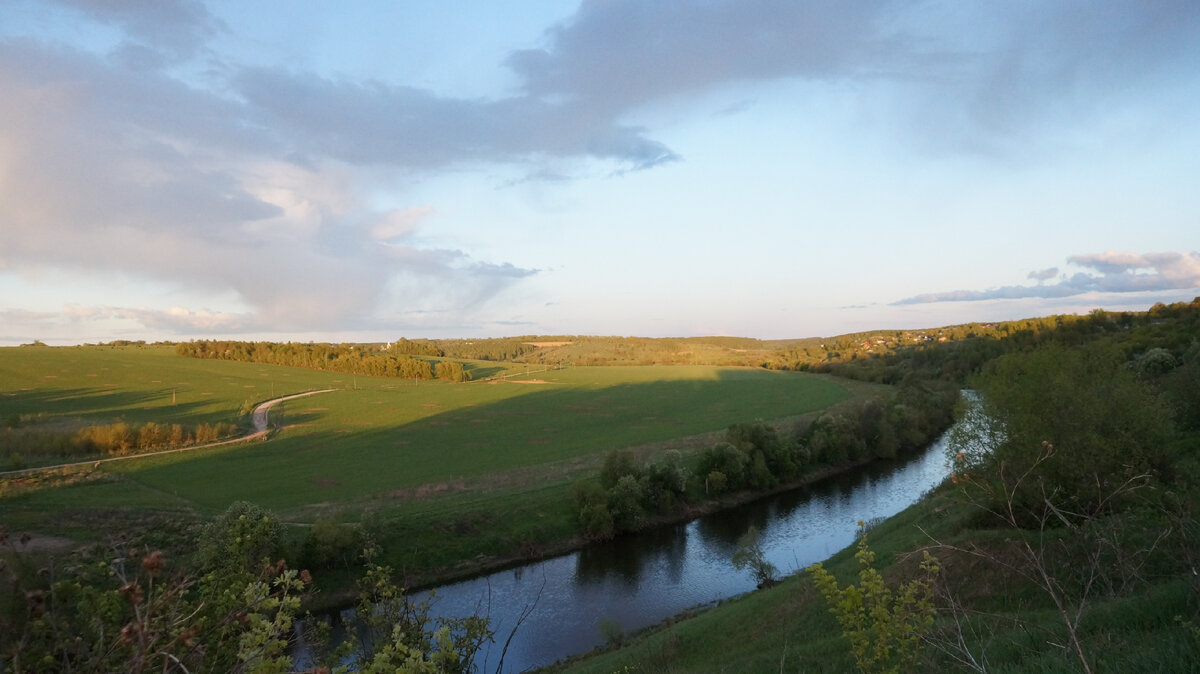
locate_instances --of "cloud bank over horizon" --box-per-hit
[894,252,1200,306]
[1,1,1198,342]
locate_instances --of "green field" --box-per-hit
[1,345,858,583]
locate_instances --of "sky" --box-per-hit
[1,0,1198,345]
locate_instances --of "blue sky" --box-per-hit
[1,1,1198,345]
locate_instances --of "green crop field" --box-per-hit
[3,347,850,513]
[1,345,860,584]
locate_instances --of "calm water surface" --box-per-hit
[302,431,951,672]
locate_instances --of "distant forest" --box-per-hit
[172,299,1200,389]
[173,340,471,381]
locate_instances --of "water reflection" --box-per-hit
[575,522,689,588]
[299,430,951,672]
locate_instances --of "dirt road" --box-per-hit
[0,389,337,478]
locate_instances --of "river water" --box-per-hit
[302,431,951,672]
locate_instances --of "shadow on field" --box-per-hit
[0,386,231,427]
[462,364,508,380]
[81,371,850,513]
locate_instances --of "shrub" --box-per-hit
[731,526,777,588]
[608,475,645,531]
[600,449,640,489]
[807,524,939,674]
[303,518,362,570]
[698,442,748,490]
[705,470,728,495]
[198,501,282,576]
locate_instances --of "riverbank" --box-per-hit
[298,420,955,672]
[302,445,922,613]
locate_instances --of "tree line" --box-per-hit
[571,380,958,541]
[2,419,240,471]
[174,341,472,382]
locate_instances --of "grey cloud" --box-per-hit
[894,252,1200,305]
[233,67,676,171]
[1027,267,1059,282]
[508,1,1200,153]
[508,0,900,109]
[49,0,223,61]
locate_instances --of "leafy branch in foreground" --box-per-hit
[807,522,939,674]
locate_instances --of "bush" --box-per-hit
[698,442,748,490]
[953,343,1173,519]
[579,501,615,541]
[303,518,362,570]
[731,526,777,588]
[198,501,282,576]
[808,413,864,465]
[600,449,640,489]
[807,524,939,674]
[608,475,645,531]
[643,450,689,510]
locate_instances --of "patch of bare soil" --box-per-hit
[508,379,549,384]
[388,480,467,502]
[312,477,341,488]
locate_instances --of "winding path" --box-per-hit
[0,389,337,478]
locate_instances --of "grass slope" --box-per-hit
[545,485,1200,673]
[2,346,862,586]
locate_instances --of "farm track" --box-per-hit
[0,389,338,478]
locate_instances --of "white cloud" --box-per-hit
[369,207,435,242]
[894,251,1200,305]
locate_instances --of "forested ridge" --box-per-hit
[174,299,1198,385]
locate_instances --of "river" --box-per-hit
[299,429,951,672]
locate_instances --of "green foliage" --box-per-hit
[1163,342,1200,430]
[807,524,939,674]
[952,342,1173,519]
[434,360,471,382]
[704,470,727,495]
[808,412,865,465]
[1,532,495,674]
[572,479,615,540]
[237,569,307,673]
[641,450,689,511]
[697,442,748,490]
[198,501,282,576]
[337,548,493,674]
[0,419,238,470]
[731,526,778,588]
[0,533,313,673]
[599,449,640,489]
[608,475,646,532]
[176,340,456,381]
[302,518,363,570]
[1133,347,1178,377]
[577,501,615,541]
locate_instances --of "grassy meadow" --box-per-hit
[1,344,858,584]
